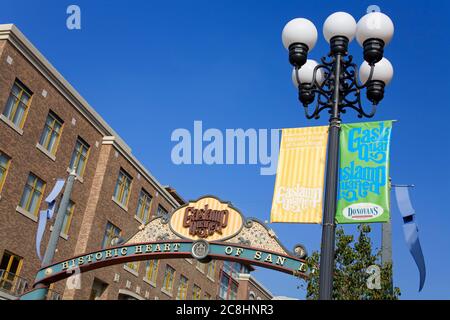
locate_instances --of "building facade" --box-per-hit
[0,24,272,300]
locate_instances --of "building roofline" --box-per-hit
[238,273,273,299]
[0,23,179,208]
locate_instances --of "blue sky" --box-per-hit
[2,0,449,299]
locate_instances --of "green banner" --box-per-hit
[336,121,393,224]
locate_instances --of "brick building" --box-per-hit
[0,24,272,300]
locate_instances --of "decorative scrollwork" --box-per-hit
[244,219,254,229]
[238,237,251,246]
[296,52,378,120]
[156,233,170,241]
[160,213,170,225]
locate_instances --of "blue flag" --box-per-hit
[36,179,65,261]
[395,186,426,292]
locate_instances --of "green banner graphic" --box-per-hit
[336,121,393,224]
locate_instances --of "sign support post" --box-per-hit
[20,170,77,300]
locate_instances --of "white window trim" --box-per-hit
[161,287,173,298]
[66,167,84,183]
[143,277,156,288]
[118,289,145,300]
[49,225,69,240]
[36,143,56,161]
[196,264,206,274]
[134,214,146,225]
[112,196,128,212]
[16,205,38,222]
[123,264,139,277]
[0,114,24,135]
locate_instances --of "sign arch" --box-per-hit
[32,196,309,288]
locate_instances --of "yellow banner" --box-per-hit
[270,126,328,224]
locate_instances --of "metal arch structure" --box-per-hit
[21,196,308,300]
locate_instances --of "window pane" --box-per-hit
[11,84,20,96]
[69,139,89,177]
[9,257,20,274]
[20,92,30,104]
[76,157,85,176]
[102,222,121,248]
[19,186,32,209]
[122,186,129,205]
[114,170,132,206]
[2,95,17,118]
[0,153,10,190]
[12,103,25,127]
[61,202,74,235]
[47,132,58,152]
[163,265,175,291]
[39,126,51,146]
[0,252,12,270]
[2,82,32,128]
[28,191,41,214]
[176,275,188,300]
[0,251,22,275]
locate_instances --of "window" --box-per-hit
[222,261,246,279]
[207,260,216,279]
[89,278,108,300]
[113,169,132,207]
[0,251,24,294]
[176,275,188,300]
[145,260,159,284]
[19,173,45,216]
[136,189,152,223]
[219,264,239,300]
[102,222,121,248]
[61,201,75,236]
[125,261,140,274]
[156,205,168,217]
[204,293,211,300]
[0,251,23,276]
[162,265,175,293]
[2,80,32,129]
[219,273,230,300]
[69,138,90,177]
[229,281,238,300]
[0,151,11,193]
[192,285,202,300]
[38,111,63,155]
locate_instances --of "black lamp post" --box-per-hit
[281,10,394,300]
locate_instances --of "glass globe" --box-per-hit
[356,12,394,46]
[359,57,394,85]
[292,60,324,86]
[323,12,357,43]
[282,18,318,50]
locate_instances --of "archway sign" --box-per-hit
[26,196,308,298]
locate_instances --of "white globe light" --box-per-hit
[292,60,324,86]
[323,12,357,43]
[359,57,394,85]
[356,12,394,46]
[282,18,318,50]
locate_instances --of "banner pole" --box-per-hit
[20,170,77,300]
[381,178,393,294]
[318,52,342,300]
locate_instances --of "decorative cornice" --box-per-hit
[237,273,273,299]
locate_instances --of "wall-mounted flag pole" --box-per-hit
[393,184,426,292]
[20,170,77,300]
[36,179,66,261]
